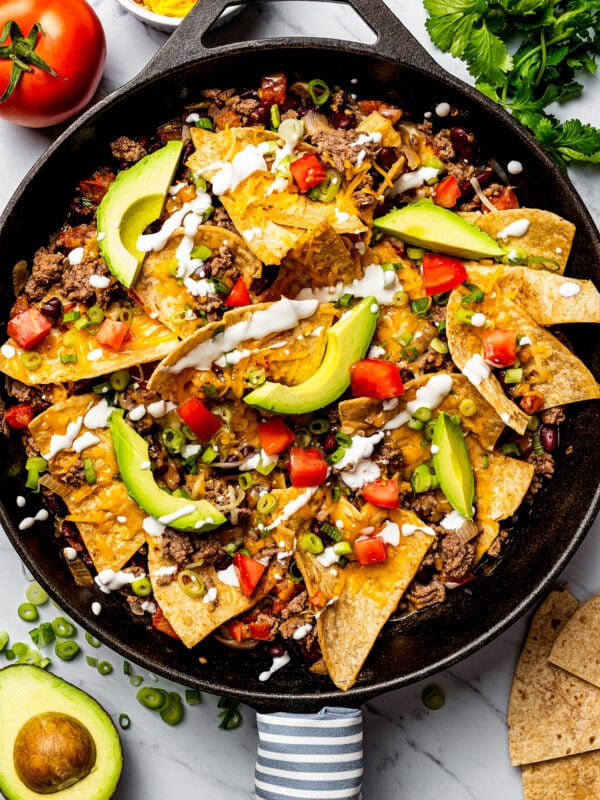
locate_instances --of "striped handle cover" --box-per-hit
[255,707,363,799]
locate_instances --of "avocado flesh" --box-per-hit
[0,664,122,800]
[97,140,183,289]
[431,412,475,519]
[110,413,226,532]
[244,296,379,414]
[373,201,505,260]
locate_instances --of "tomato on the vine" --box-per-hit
[0,0,106,127]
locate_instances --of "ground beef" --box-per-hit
[210,206,236,233]
[525,452,555,499]
[227,95,260,119]
[446,161,477,184]
[419,349,453,374]
[61,257,118,307]
[161,531,195,568]
[193,535,226,563]
[24,248,66,301]
[54,223,95,251]
[439,533,475,580]
[253,611,280,638]
[5,378,40,404]
[63,461,86,488]
[281,109,299,121]
[279,617,306,640]
[157,119,184,143]
[205,247,237,281]
[111,135,147,164]
[377,442,404,472]
[540,406,566,426]
[407,579,446,610]
[432,129,455,160]
[204,478,229,506]
[308,129,377,173]
[487,528,508,559]
[281,590,309,620]
[148,439,169,475]
[407,491,450,523]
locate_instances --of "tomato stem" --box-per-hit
[0,20,61,104]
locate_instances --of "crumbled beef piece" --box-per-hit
[5,378,40,404]
[525,452,555,500]
[63,461,86,488]
[540,406,566,426]
[432,129,455,160]
[78,168,115,204]
[280,108,299,121]
[202,87,235,103]
[155,573,174,587]
[227,95,260,119]
[206,246,236,280]
[110,135,147,164]
[308,129,377,172]
[407,579,446,609]
[408,491,449,523]
[24,247,66,301]
[157,119,184,143]
[281,590,308,620]
[211,206,236,233]
[61,257,117,307]
[118,386,156,412]
[204,478,229,506]
[148,439,169,475]
[419,349,451,373]
[377,442,404,472]
[439,532,475,580]
[487,528,508,559]
[257,543,279,561]
[417,120,433,135]
[446,161,477,184]
[24,433,40,458]
[54,223,95,251]
[193,535,226,564]
[353,190,378,209]
[253,611,280,638]
[279,617,306,640]
[161,531,194,567]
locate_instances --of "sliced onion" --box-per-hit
[278,118,304,143]
[39,473,71,500]
[470,176,498,214]
[302,110,331,135]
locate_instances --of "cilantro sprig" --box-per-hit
[424,0,600,169]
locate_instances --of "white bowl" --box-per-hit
[115,0,241,33]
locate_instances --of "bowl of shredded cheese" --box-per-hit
[115,0,241,32]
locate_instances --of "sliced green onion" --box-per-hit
[398,331,413,346]
[531,431,545,456]
[501,443,522,457]
[0,630,9,651]
[63,310,80,323]
[329,447,347,465]
[119,308,133,323]
[86,656,98,667]
[201,446,218,464]
[93,381,112,395]
[160,692,184,726]
[131,577,152,597]
[333,540,352,556]
[309,418,330,435]
[119,713,131,730]
[110,369,130,391]
[392,290,408,307]
[25,582,48,605]
[195,117,213,130]
[4,649,15,661]
[270,103,281,129]
[411,464,433,494]
[219,709,243,730]
[161,426,185,454]
[201,382,219,400]
[504,368,524,384]
[331,486,341,502]
[307,78,330,106]
[257,493,278,515]
[191,244,212,261]
[130,674,143,687]
[26,457,47,473]
[459,399,477,417]
[55,640,79,661]
[185,689,202,705]
[430,337,448,354]
[406,246,424,260]
[256,458,277,476]
[29,622,54,647]
[433,291,451,306]
[137,686,168,710]
[88,305,105,324]
[182,424,198,441]
[527,414,540,432]
[413,407,432,423]
[238,473,254,490]
[461,284,485,306]
[85,632,101,648]
[73,316,90,331]
[248,368,266,386]
[410,297,431,317]
[422,684,445,710]
[301,533,324,555]
[278,117,304,142]
[320,522,339,540]
[309,168,342,203]
[401,345,419,362]
[334,432,352,448]
[51,616,76,638]
[407,417,425,431]
[177,569,205,598]
[87,324,100,336]
[83,458,97,486]
[337,292,354,308]
[18,603,38,622]
[20,351,42,370]
[455,308,475,325]
[424,156,445,171]
[425,420,436,440]
[295,427,312,448]
[60,352,78,364]
[97,660,113,675]
[12,642,29,657]
[288,558,304,582]
[25,468,39,491]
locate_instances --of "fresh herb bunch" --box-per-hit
[423,0,600,169]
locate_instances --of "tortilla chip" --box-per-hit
[148,300,335,403]
[187,126,279,178]
[296,500,433,691]
[28,395,145,571]
[508,586,600,765]
[522,751,600,800]
[357,111,402,149]
[548,593,600,688]
[0,306,178,386]
[135,225,261,338]
[471,208,575,274]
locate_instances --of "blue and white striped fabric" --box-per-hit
[255,707,363,799]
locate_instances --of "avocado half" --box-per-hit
[110,413,226,532]
[244,295,379,414]
[0,665,122,800]
[373,200,505,260]
[97,140,183,288]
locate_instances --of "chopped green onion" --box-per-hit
[177,569,205,598]
[25,582,48,605]
[161,426,185,454]
[407,417,425,431]
[29,622,54,647]
[93,381,112,395]
[287,558,304,582]
[20,351,42,370]
[401,345,419,362]
[12,642,29,657]
[432,291,450,306]
[248,368,266,386]
[73,316,90,330]
[256,458,277,476]
[307,78,330,106]
[191,244,212,261]
[4,648,15,660]
[25,468,39,491]
[329,447,347,464]
[398,331,413,346]
[26,457,47,474]
[461,284,485,306]
[501,443,522,457]
[55,640,79,661]
[527,414,540,432]
[335,432,352,448]
[60,352,78,364]
[119,308,133,323]
[309,418,330,435]
[119,714,131,730]
[504,368,524,385]
[270,103,281,129]
[51,616,76,638]
[63,310,80,323]
[309,168,342,203]
[131,577,152,597]
[87,324,100,336]
[392,290,408,307]
[130,674,143,687]
[85,632,101,648]
[333,540,352,556]
[160,692,184,726]
[192,174,207,191]
[411,464,433,493]
[195,117,213,130]
[459,399,477,418]
[109,369,130,391]
[413,407,432,423]
[181,424,198,441]
[430,337,448,354]
[424,156,445,171]
[0,631,9,651]
[410,297,431,317]
[201,445,218,464]
[201,382,219,400]
[83,458,97,486]
[18,603,38,622]
[331,486,341,502]
[320,522,339,539]
[406,246,424,260]
[531,431,545,456]
[137,686,168,710]
[185,689,202,705]
[88,305,105,324]
[337,292,354,308]
[97,660,113,675]
[257,493,278,515]
[219,709,243,730]
[425,420,436,440]
[86,655,98,667]
[295,427,311,448]
[455,308,475,325]
[301,533,324,555]
[422,684,445,710]
[238,473,254,490]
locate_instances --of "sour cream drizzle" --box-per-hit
[462,354,491,386]
[266,487,318,530]
[383,374,453,430]
[295,263,402,306]
[259,652,291,682]
[18,509,49,530]
[496,219,530,239]
[43,415,85,460]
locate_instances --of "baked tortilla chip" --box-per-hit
[470,208,575,274]
[508,586,600,765]
[0,304,178,386]
[296,501,433,691]
[148,299,336,403]
[548,592,600,688]
[522,751,600,800]
[135,225,261,338]
[28,395,145,571]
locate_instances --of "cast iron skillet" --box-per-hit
[1,0,599,713]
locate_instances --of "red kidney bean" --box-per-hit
[376,147,398,170]
[268,643,286,658]
[330,111,355,129]
[540,425,558,453]
[324,433,337,452]
[247,104,269,126]
[40,297,62,322]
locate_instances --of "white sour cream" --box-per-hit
[384,374,453,430]
[435,102,451,117]
[379,521,401,547]
[203,587,218,604]
[18,509,49,530]
[72,432,101,453]
[462,354,491,386]
[211,144,268,196]
[336,432,385,471]
[128,405,146,422]
[402,523,435,537]
[496,219,530,239]
[84,399,114,429]
[292,623,313,641]
[392,166,439,195]
[216,563,240,588]
[316,546,341,568]
[1,344,15,358]
[340,459,381,490]
[142,517,166,537]
[440,509,467,530]
[558,281,581,298]
[296,263,401,306]
[89,274,111,289]
[68,247,84,265]
[259,652,291,682]
[95,569,135,594]
[43,415,85,460]
[158,504,196,525]
[507,160,523,175]
[266,487,318,530]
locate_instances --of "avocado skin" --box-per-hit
[373,201,505,260]
[432,412,475,519]
[244,295,379,414]
[110,413,226,532]
[97,141,183,289]
[0,664,122,800]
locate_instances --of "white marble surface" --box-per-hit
[1,1,600,798]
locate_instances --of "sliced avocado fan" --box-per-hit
[431,412,475,519]
[244,295,379,414]
[110,413,226,533]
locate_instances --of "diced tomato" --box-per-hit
[354,535,388,566]
[7,307,51,350]
[248,620,275,640]
[78,168,114,203]
[432,175,461,208]
[224,277,251,308]
[215,109,242,130]
[482,329,517,368]
[4,403,34,429]
[259,419,295,455]
[362,478,400,509]
[152,607,180,639]
[227,620,249,643]
[234,552,266,597]
[349,359,405,399]
[422,253,468,296]
[96,319,130,351]
[290,153,328,192]
[309,590,327,608]
[489,186,519,210]
[176,397,222,440]
[519,391,544,414]
[288,447,328,488]
[259,74,287,105]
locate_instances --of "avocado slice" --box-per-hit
[431,412,475,520]
[0,664,122,800]
[373,200,505,260]
[110,413,226,532]
[97,140,183,288]
[244,296,379,414]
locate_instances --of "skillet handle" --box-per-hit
[141,0,440,79]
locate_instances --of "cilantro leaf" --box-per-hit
[464,24,513,84]
[531,117,600,169]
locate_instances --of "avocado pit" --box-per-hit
[14,711,96,794]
